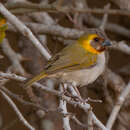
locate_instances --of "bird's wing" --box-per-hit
[44,43,97,74]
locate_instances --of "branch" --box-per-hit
[6,19,130,55]
[106,81,130,130]
[68,86,107,130]
[88,108,93,130]
[25,22,84,39]
[1,38,26,75]
[111,41,130,55]
[99,4,110,30]
[0,71,108,130]
[5,2,130,39]
[84,14,130,38]
[111,0,130,10]
[5,2,130,38]
[0,86,50,113]
[0,89,35,130]
[7,21,130,56]
[70,115,88,128]
[5,1,130,16]
[1,85,88,128]
[59,84,71,130]
[0,3,51,60]
[106,68,125,93]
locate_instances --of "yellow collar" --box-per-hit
[82,40,100,54]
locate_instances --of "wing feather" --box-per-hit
[44,43,97,74]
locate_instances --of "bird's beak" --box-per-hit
[102,40,112,47]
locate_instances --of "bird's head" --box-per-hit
[78,33,112,54]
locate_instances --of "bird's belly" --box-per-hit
[59,66,104,86]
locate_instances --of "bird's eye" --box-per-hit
[94,37,99,42]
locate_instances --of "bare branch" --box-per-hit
[100,4,110,30]
[7,22,130,54]
[70,115,88,128]
[0,86,89,128]
[1,38,26,75]
[68,86,107,130]
[84,15,130,38]
[5,2,130,38]
[59,84,71,130]
[106,68,125,93]
[5,1,130,16]
[111,0,130,10]
[0,71,108,130]
[0,3,51,60]
[88,108,93,130]
[111,41,130,55]
[0,89,35,130]
[25,22,84,39]
[0,86,49,112]
[106,81,130,130]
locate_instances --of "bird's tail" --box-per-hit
[25,71,48,87]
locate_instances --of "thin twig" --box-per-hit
[70,115,88,128]
[0,3,51,60]
[106,81,130,130]
[0,89,35,130]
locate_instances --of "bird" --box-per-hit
[25,32,111,88]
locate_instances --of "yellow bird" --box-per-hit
[25,32,111,87]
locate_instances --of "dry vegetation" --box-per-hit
[0,0,130,130]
